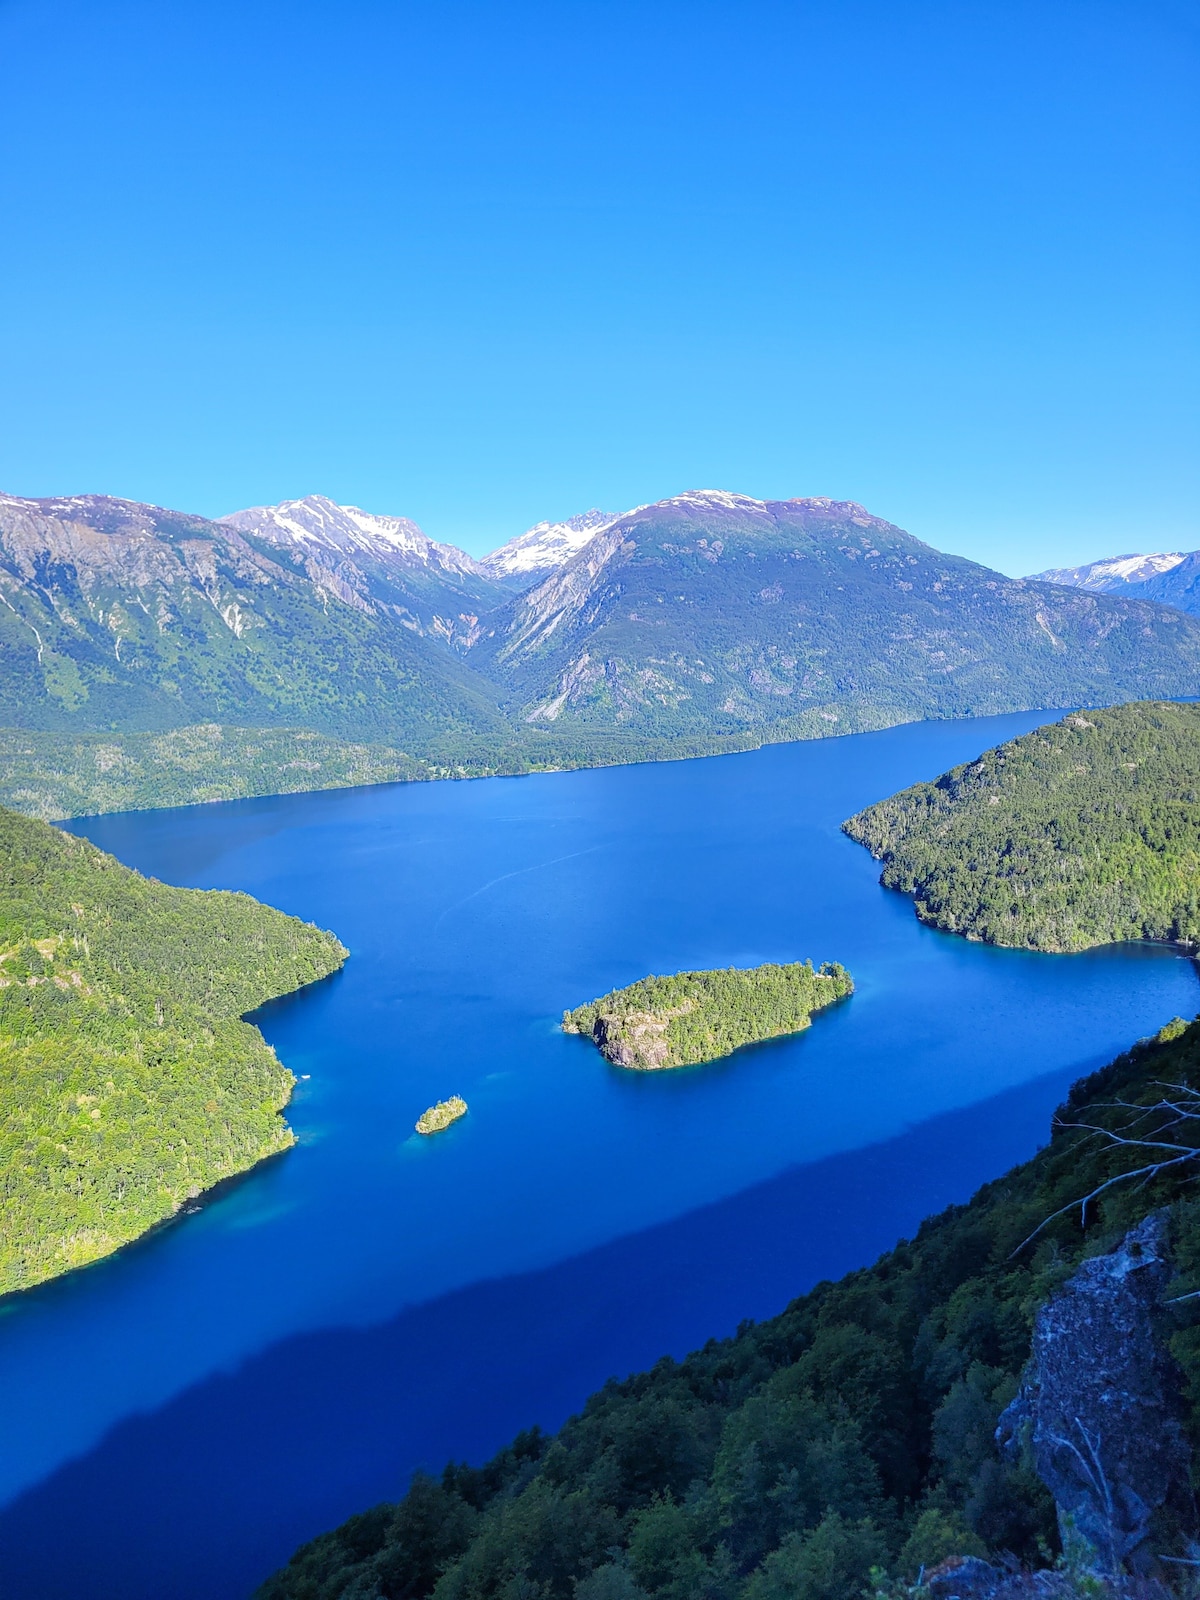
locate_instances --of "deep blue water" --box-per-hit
[0,710,1197,1600]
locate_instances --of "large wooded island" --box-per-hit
[563,959,853,1070]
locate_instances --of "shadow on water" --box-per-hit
[0,1064,1079,1600]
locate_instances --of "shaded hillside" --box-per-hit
[258,1016,1200,1599]
[0,805,345,1293]
[0,493,511,748]
[1123,552,1200,618]
[469,493,1200,737]
[844,701,1200,952]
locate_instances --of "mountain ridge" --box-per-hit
[3,485,1200,816]
[478,508,623,587]
[469,491,1200,736]
[1032,551,1187,592]
[0,490,512,745]
[1032,547,1200,618]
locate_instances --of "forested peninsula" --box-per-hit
[563,961,852,1071]
[259,1015,1200,1599]
[843,701,1200,952]
[0,805,346,1294]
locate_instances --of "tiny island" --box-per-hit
[415,1096,468,1135]
[563,960,853,1071]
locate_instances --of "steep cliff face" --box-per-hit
[997,1214,1196,1576]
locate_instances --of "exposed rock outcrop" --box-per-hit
[996,1214,1196,1575]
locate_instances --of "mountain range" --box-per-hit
[1033,548,1200,616]
[3,486,1200,815]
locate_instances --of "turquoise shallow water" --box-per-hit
[1,710,1197,1598]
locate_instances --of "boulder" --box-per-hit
[996,1214,1195,1573]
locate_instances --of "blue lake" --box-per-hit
[1,710,1197,1599]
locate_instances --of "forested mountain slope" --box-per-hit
[0,492,511,748]
[0,725,445,823]
[469,493,1200,739]
[259,1017,1200,1599]
[0,804,345,1293]
[844,701,1200,952]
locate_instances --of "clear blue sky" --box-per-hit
[0,0,1195,570]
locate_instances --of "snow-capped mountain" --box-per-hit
[220,494,509,642]
[1033,552,1187,592]
[479,509,624,587]
[220,494,485,579]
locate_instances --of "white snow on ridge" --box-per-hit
[220,495,487,576]
[1034,551,1188,590]
[664,489,766,512]
[480,509,625,579]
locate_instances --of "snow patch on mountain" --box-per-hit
[661,490,767,512]
[480,510,624,582]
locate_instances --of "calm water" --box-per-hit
[1,711,1197,1599]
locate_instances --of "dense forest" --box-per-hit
[0,805,346,1293]
[258,1013,1200,1599]
[562,962,853,1070]
[843,701,1200,952]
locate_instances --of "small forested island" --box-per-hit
[844,700,1200,952]
[0,804,346,1295]
[563,960,853,1070]
[415,1096,468,1135]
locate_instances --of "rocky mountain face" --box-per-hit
[1034,552,1187,593]
[468,491,1200,737]
[0,492,511,747]
[478,508,623,588]
[997,1213,1195,1577]
[220,494,509,643]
